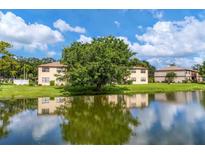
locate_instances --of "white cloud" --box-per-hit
[134,17,205,57]
[53,19,86,33]
[150,10,164,20]
[137,25,143,29]
[120,16,205,68]
[8,110,62,141]
[47,51,56,57]
[0,11,64,51]
[129,91,205,144]
[114,21,120,28]
[77,35,92,44]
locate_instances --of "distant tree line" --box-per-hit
[0,41,56,84]
[1,36,156,89]
[193,62,205,80]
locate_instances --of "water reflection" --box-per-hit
[38,97,68,115]
[129,91,205,144]
[155,91,203,104]
[37,94,149,115]
[56,96,139,144]
[1,91,205,144]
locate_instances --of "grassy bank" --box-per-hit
[66,83,205,95]
[1,83,205,99]
[0,85,64,99]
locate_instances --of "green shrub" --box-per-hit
[50,80,55,86]
[125,80,133,85]
[29,80,35,86]
[148,77,155,83]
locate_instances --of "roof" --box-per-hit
[133,66,148,69]
[130,66,148,70]
[38,62,66,67]
[156,66,191,72]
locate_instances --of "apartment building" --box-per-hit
[38,62,66,86]
[128,66,148,84]
[38,63,148,86]
[154,66,203,83]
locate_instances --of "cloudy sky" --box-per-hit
[1,9,205,68]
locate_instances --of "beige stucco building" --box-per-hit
[107,94,149,108]
[128,67,148,84]
[38,62,149,86]
[38,62,66,86]
[154,66,203,83]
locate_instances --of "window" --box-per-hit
[130,70,136,73]
[141,69,146,73]
[41,109,50,114]
[131,77,136,81]
[141,77,146,82]
[57,68,65,73]
[42,67,49,72]
[41,97,49,103]
[42,77,50,83]
[56,97,65,103]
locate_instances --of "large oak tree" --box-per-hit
[62,36,136,90]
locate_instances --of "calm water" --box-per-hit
[1,91,205,145]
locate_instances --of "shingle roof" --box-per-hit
[38,62,66,67]
[132,66,148,69]
[156,66,195,72]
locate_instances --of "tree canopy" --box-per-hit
[166,72,177,83]
[193,62,205,80]
[0,41,56,83]
[56,96,138,144]
[62,36,137,90]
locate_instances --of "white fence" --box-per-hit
[13,79,29,85]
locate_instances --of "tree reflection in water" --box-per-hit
[0,99,37,139]
[56,96,139,144]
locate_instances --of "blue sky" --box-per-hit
[0,9,205,68]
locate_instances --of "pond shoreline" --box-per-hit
[1,83,205,99]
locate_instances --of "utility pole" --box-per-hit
[24,64,25,80]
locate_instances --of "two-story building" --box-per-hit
[38,62,148,86]
[154,65,203,83]
[38,62,66,86]
[128,66,148,84]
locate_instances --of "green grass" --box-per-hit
[117,83,205,94]
[0,85,64,99]
[1,83,205,99]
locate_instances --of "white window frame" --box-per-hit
[42,67,50,72]
[42,77,50,83]
[141,77,146,82]
[141,69,146,73]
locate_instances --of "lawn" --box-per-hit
[1,83,205,99]
[0,85,64,99]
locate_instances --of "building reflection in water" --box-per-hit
[107,94,149,108]
[154,91,203,104]
[38,97,71,115]
[37,94,149,115]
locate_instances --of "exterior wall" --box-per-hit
[196,72,203,82]
[37,97,72,115]
[154,70,201,83]
[107,94,149,108]
[124,94,148,108]
[128,68,148,84]
[155,91,201,104]
[38,67,66,86]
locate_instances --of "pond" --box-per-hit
[1,91,205,145]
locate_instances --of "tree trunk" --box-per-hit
[96,83,102,91]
